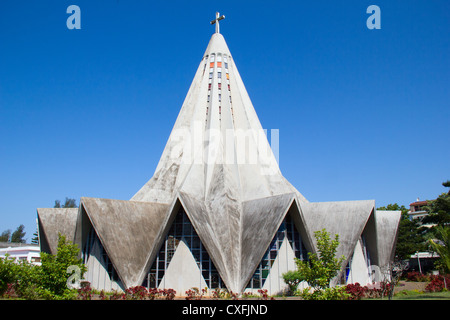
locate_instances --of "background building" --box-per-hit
[0,242,41,265]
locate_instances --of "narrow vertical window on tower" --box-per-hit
[223,55,228,69]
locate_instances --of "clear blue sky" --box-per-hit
[0,1,449,242]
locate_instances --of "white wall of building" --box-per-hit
[0,245,41,265]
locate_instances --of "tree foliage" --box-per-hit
[0,234,86,299]
[428,226,450,274]
[283,229,347,299]
[0,225,27,243]
[296,229,345,290]
[0,230,11,242]
[54,197,77,208]
[38,234,86,297]
[378,204,427,260]
[423,183,450,227]
[11,224,26,243]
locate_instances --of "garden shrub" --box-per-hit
[344,282,392,300]
[345,283,367,300]
[298,286,349,300]
[0,234,85,300]
[282,229,346,300]
[404,271,430,282]
[185,287,207,300]
[425,274,450,292]
[38,234,86,298]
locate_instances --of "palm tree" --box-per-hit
[429,226,450,273]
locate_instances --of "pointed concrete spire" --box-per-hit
[132,29,307,205]
[130,28,309,292]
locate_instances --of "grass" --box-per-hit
[391,290,450,300]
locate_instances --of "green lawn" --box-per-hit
[390,290,450,300]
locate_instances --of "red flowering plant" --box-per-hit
[185,287,207,300]
[77,283,93,300]
[257,289,274,300]
[425,275,450,292]
[3,283,18,299]
[109,289,125,300]
[345,281,392,300]
[147,288,160,300]
[345,283,367,300]
[404,271,430,282]
[160,288,176,300]
[124,286,149,300]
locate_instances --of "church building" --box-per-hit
[37,13,401,295]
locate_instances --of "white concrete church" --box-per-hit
[37,13,401,296]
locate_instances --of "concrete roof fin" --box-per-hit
[79,197,169,288]
[299,200,376,263]
[37,208,78,255]
[374,210,401,268]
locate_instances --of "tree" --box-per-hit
[378,203,426,260]
[0,233,87,299]
[0,229,11,242]
[283,229,347,300]
[282,270,303,295]
[377,203,408,213]
[31,229,39,245]
[38,233,86,298]
[11,224,26,243]
[423,186,450,227]
[378,260,409,300]
[442,180,450,193]
[396,212,427,260]
[54,197,77,208]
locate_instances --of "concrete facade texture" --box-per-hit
[37,27,401,295]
